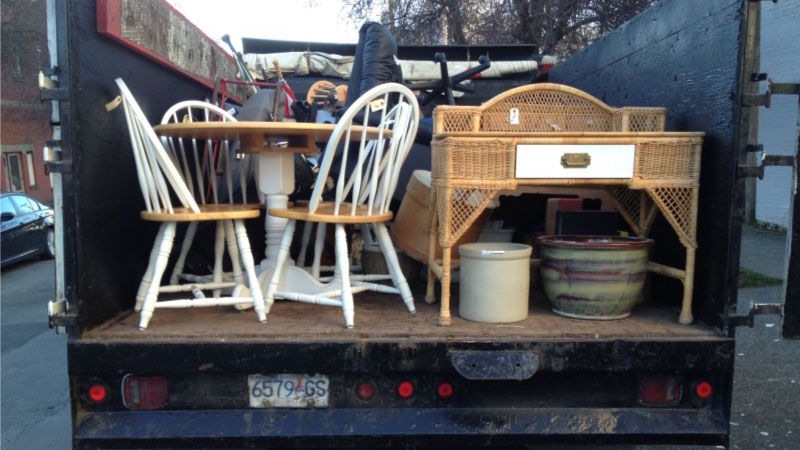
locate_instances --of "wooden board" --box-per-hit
[83,289,720,344]
[97,0,247,102]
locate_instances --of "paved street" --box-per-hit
[0,226,797,449]
[1,258,69,449]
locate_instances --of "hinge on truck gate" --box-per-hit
[38,69,67,101]
[730,303,783,328]
[48,299,76,333]
[738,138,796,180]
[742,80,800,107]
[43,140,71,174]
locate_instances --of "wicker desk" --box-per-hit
[425,131,704,326]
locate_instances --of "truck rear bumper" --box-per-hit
[74,406,728,448]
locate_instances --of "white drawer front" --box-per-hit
[515,144,635,179]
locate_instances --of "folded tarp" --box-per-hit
[243,51,539,81]
[243,51,354,79]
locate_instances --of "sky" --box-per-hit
[166,0,367,52]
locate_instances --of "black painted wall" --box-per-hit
[548,0,748,328]
[61,0,218,332]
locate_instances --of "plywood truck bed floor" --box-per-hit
[83,289,721,343]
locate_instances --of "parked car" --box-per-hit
[1,193,55,266]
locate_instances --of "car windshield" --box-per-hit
[10,195,39,214]
[1,197,16,217]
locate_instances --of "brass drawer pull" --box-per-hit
[561,152,591,168]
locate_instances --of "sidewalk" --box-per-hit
[739,224,788,280]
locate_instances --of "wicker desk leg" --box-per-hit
[439,246,452,326]
[425,191,439,305]
[641,186,698,325]
[679,246,696,325]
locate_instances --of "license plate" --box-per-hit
[248,374,329,408]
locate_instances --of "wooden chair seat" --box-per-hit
[141,204,262,222]
[268,202,393,224]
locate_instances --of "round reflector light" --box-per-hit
[356,382,375,400]
[397,381,414,398]
[695,381,713,399]
[436,382,454,399]
[88,384,108,403]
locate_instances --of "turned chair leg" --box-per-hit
[169,222,198,285]
[374,223,415,313]
[311,222,327,279]
[335,224,355,328]
[298,220,313,267]
[211,221,225,297]
[233,219,267,322]
[265,219,297,312]
[223,219,244,285]
[139,222,177,330]
[136,223,169,312]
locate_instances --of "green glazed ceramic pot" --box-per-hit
[537,235,653,320]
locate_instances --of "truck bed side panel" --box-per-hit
[548,0,746,329]
[61,0,227,332]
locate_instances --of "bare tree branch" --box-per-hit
[341,0,657,58]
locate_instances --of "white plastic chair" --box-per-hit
[159,100,257,294]
[263,82,420,328]
[112,79,266,330]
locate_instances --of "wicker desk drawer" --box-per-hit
[515,144,635,179]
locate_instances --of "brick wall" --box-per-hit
[0,0,54,205]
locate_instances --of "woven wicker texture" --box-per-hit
[434,83,666,134]
[608,187,650,235]
[426,82,703,327]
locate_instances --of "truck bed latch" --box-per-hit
[729,303,783,328]
[449,350,539,380]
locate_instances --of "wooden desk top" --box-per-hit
[432,131,705,139]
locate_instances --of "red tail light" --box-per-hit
[356,381,375,400]
[436,381,454,400]
[694,380,714,400]
[638,374,682,407]
[396,381,414,399]
[87,383,108,403]
[122,375,169,410]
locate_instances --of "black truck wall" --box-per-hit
[549,0,750,329]
[59,0,227,332]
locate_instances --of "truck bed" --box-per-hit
[83,289,720,343]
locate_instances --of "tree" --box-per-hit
[342,0,658,59]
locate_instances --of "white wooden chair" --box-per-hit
[159,100,256,295]
[263,83,420,328]
[112,79,266,330]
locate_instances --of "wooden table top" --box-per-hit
[154,121,389,153]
